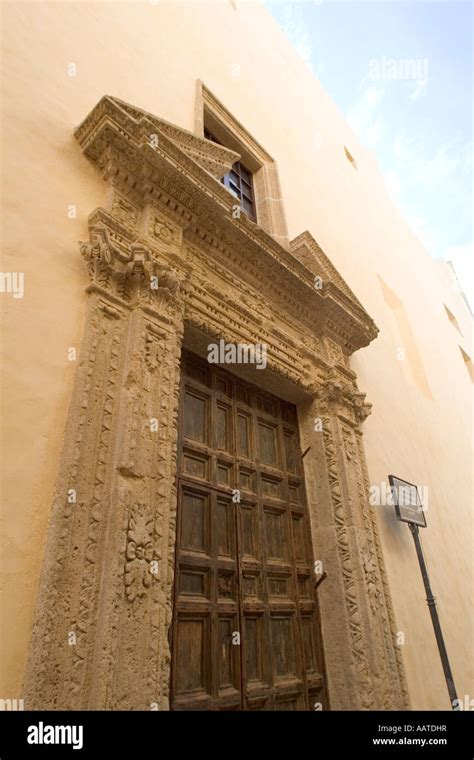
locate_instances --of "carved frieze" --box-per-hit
[326,337,344,365]
[111,193,140,227]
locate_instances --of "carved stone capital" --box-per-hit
[315,369,372,425]
[352,391,372,424]
[80,223,185,317]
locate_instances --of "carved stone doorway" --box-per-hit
[22,96,410,712]
[170,351,327,710]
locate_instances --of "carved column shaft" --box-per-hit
[23,222,185,710]
[299,372,410,710]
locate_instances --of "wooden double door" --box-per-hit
[170,351,327,710]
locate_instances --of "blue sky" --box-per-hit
[265,0,473,309]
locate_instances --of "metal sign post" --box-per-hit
[388,475,458,709]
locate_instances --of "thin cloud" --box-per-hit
[409,78,428,102]
[278,4,315,72]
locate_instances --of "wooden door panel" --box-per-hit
[180,489,210,555]
[181,448,210,481]
[183,388,210,444]
[236,411,253,459]
[171,351,327,710]
[257,419,280,467]
[173,612,212,710]
[240,501,261,561]
[216,499,236,558]
[270,615,298,678]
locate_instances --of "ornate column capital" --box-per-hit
[315,368,372,426]
[80,223,186,317]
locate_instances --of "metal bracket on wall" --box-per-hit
[314,571,328,590]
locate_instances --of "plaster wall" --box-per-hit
[1,0,472,709]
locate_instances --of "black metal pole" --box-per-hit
[408,523,458,708]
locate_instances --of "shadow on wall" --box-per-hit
[378,275,433,401]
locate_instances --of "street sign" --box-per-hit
[388,474,427,527]
[389,473,457,708]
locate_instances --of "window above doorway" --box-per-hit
[196,81,289,248]
[204,127,256,221]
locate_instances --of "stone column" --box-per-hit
[299,369,410,710]
[23,221,185,710]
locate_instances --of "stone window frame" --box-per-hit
[203,126,257,221]
[195,80,289,249]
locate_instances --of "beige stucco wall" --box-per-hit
[1,0,472,709]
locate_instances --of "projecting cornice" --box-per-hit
[290,231,379,349]
[75,95,378,353]
[108,96,240,180]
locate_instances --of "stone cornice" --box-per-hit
[109,95,241,180]
[291,231,366,311]
[75,96,379,353]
